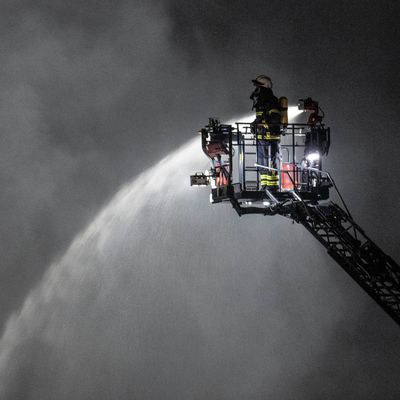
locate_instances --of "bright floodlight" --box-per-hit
[288,106,303,121]
[306,152,320,162]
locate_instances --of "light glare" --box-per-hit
[287,106,303,121]
[306,152,320,162]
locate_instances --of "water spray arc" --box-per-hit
[0,128,398,398]
[0,140,344,398]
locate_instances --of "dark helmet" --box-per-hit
[252,75,272,88]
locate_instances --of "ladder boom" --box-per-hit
[190,115,400,326]
[296,202,400,325]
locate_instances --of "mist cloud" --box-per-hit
[1,1,400,397]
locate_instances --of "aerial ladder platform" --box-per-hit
[190,104,400,326]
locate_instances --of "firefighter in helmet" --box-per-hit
[250,75,282,190]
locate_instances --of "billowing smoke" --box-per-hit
[1,1,400,398]
[1,139,399,399]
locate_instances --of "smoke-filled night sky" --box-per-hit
[1,1,400,398]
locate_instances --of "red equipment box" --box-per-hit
[281,163,299,191]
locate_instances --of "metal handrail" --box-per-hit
[255,162,356,237]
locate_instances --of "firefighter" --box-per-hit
[250,75,281,190]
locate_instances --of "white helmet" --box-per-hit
[252,75,272,88]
